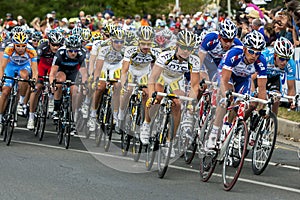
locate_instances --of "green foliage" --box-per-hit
[278,107,300,122]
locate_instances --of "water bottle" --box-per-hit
[220,122,231,142]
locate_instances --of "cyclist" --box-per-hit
[0,31,38,127]
[198,19,242,80]
[206,30,267,149]
[49,35,88,134]
[140,30,200,157]
[29,31,43,50]
[118,26,161,129]
[87,29,125,132]
[27,30,64,129]
[253,37,296,114]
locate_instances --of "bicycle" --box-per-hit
[145,91,195,178]
[182,80,218,164]
[34,75,51,141]
[53,79,76,149]
[0,73,35,146]
[121,81,147,162]
[199,91,259,191]
[94,76,118,151]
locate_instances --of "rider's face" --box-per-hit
[139,40,152,53]
[67,49,78,59]
[14,44,27,54]
[275,54,289,69]
[220,37,234,51]
[50,43,61,53]
[177,44,193,59]
[112,39,124,51]
[244,47,261,64]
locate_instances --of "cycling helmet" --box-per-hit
[25,29,33,38]
[176,30,196,47]
[47,31,64,44]
[219,19,237,39]
[243,30,266,51]
[194,34,202,47]
[81,28,92,41]
[160,29,173,39]
[72,27,83,36]
[55,27,65,34]
[274,37,294,58]
[155,35,168,46]
[198,30,208,44]
[12,32,29,44]
[111,29,125,40]
[65,35,81,49]
[11,26,25,35]
[137,26,155,41]
[124,31,138,46]
[92,32,103,42]
[103,23,116,36]
[32,31,43,40]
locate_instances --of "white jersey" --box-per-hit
[123,46,161,70]
[97,45,124,64]
[155,50,200,79]
[90,40,110,56]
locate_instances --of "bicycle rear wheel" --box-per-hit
[38,95,48,141]
[4,97,17,146]
[157,114,174,179]
[252,112,277,175]
[133,103,144,162]
[222,119,249,191]
[199,107,217,182]
[64,125,71,149]
[103,103,113,152]
[121,103,133,156]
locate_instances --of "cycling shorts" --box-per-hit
[157,75,185,93]
[4,62,31,87]
[100,62,122,80]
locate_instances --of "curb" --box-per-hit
[278,117,300,141]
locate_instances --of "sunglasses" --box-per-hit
[15,44,27,48]
[32,39,39,42]
[221,38,234,43]
[277,54,290,61]
[139,42,152,47]
[51,43,61,47]
[68,49,79,53]
[247,48,261,56]
[113,39,124,44]
[179,45,194,51]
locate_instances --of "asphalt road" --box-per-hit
[0,117,300,200]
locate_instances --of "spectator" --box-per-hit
[103,5,114,17]
[132,14,141,30]
[30,17,41,31]
[141,15,149,26]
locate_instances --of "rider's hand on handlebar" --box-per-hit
[146,97,157,108]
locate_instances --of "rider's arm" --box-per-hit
[120,60,130,87]
[0,57,8,78]
[94,59,104,80]
[190,72,200,99]
[88,54,97,76]
[49,65,58,84]
[220,68,232,97]
[31,61,38,81]
[256,77,267,100]
[148,63,163,96]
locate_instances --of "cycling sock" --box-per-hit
[19,96,25,104]
[118,109,124,120]
[29,112,34,120]
[54,100,61,111]
[90,109,97,118]
[0,114,2,123]
[84,96,90,104]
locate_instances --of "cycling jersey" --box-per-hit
[90,40,110,56]
[262,47,296,82]
[155,50,200,91]
[97,45,124,79]
[261,47,296,92]
[35,42,58,82]
[52,47,86,81]
[199,31,242,79]
[218,46,267,94]
[0,38,12,52]
[3,43,37,87]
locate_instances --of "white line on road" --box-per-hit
[11,139,300,194]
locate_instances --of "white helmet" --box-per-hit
[274,37,294,58]
[243,30,266,51]
[219,19,237,39]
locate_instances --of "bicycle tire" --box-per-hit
[2,98,11,142]
[5,96,17,146]
[103,102,113,152]
[95,125,103,147]
[34,99,42,137]
[57,117,64,145]
[157,114,174,179]
[145,105,163,171]
[133,103,145,162]
[39,94,48,141]
[199,107,217,182]
[121,102,133,156]
[64,125,71,149]
[252,112,277,175]
[222,119,249,191]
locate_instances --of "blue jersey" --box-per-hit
[218,46,267,94]
[262,47,296,84]
[199,31,242,65]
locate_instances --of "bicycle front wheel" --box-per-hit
[103,104,113,152]
[252,112,277,175]
[38,95,48,141]
[4,97,17,146]
[64,125,71,149]
[222,119,249,191]
[157,114,174,179]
